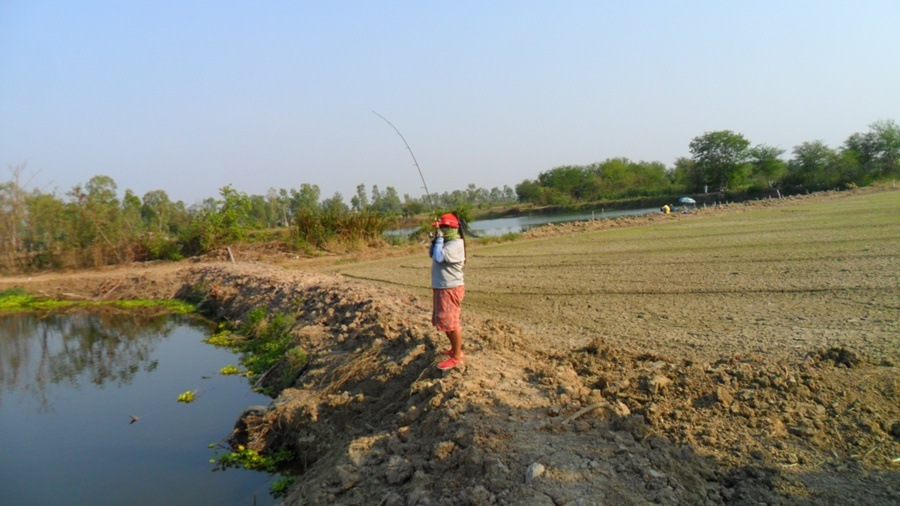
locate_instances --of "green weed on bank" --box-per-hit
[209,443,296,498]
[204,306,307,396]
[204,305,305,498]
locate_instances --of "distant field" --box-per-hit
[335,189,899,363]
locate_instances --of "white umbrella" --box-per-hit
[678,197,696,204]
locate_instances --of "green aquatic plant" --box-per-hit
[210,444,295,498]
[204,329,243,348]
[268,476,296,499]
[211,444,293,472]
[219,365,241,376]
[177,390,196,403]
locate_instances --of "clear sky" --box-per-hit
[2,1,898,205]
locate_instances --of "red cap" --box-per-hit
[431,213,459,228]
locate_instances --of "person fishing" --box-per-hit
[429,212,466,370]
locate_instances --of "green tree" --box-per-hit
[321,191,349,214]
[373,186,402,214]
[68,175,125,265]
[289,183,320,213]
[122,190,143,233]
[537,166,590,200]
[689,130,751,191]
[748,145,787,188]
[134,189,184,260]
[666,157,695,194]
[401,194,426,217]
[218,185,254,241]
[351,183,368,211]
[502,185,517,202]
[514,180,540,203]
[141,189,174,232]
[786,140,838,189]
[0,164,30,264]
[181,185,254,254]
[844,119,900,181]
[592,158,630,197]
[273,189,293,226]
[24,191,68,268]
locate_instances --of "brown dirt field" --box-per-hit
[1,187,898,505]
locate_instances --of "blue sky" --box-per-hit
[2,1,898,205]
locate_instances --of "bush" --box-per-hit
[143,234,183,261]
[294,208,395,249]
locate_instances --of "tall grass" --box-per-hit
[293,208,396,249]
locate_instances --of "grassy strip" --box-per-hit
[0,287,195,314]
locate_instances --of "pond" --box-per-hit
[0,311,277,506]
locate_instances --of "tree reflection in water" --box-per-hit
[0,310,206,409]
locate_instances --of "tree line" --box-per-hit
[515,120,899,205]
[0,167,516,273]
[1,120,895,273]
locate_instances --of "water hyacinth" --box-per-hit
[177,390,196,403]
[219,365,241,375]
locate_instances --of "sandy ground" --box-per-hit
[2,187,898,505]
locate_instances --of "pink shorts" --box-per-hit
[432,286,465,331]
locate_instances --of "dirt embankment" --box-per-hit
[1,188,897,505]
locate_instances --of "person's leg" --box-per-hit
[438,329,463,369]
[446,329,463,359]
[436,286,465,369]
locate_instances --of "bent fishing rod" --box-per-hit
[372,111,436,214]
[372,111,478,238]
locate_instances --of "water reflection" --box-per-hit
[0,311,182,409]
[0,311,276,506]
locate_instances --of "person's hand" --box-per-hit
[435,228,444,238]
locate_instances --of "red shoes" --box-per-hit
[437,356,462,370]
[438,349,464,369]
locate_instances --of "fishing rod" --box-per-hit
[372,111,479,238]
[372,111,436,214]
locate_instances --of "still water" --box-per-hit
[0,311,277,506]
[387,207,661,238]
[465,207,661,236]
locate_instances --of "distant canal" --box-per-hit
[0,311,277,506]
[387,207,662,238]
[465,207,661,236]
